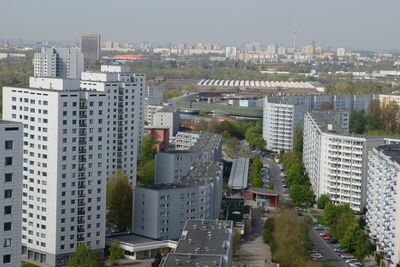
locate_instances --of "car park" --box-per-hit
[326,238,338,244]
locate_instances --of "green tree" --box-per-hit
[354,232,374,262]
[340,223,361,252]
[367,100,382,131]
[138,135,156,163]
[381,101,400,133]
[152,252,162,267]
[316,194,331,209]
[293,123,303,153]
[289,184,313,205]
[108,240,124,266]
[67,243,99,267]
[106,170,133,232]
[137,159,155,185]
[349,110,367,134]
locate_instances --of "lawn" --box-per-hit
[22,262,40,267]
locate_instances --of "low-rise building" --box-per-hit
[145,105,163,125]
[133,162,223,240]
[161,219,233,267]
[366,144,400,266]
[155,132,222,184]
[144,126,170,152]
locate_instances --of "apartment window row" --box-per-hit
[11,96,48,106]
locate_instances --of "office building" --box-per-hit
[134,162,223,240]
[263,94,378,151]
[0,121,23,267]
[153,106,180,137]
[80,65,145,184]
[3,77,108,266]
[33,47,84,79]
[80,34,100,62]
[145,105,162,125]
[155,132,222,184]
[303,111,388,211]
[367,144,400,266]
[160,219,233,267]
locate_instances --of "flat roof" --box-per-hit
[163,254,222,267]
[158,106,179,112]
[247,187,280,196]
[175,219,233,256]
[308,111,347,134]
[376,144,400,165]
[228,157,250,190]
[107,233,159,245]
[145,125,170,130]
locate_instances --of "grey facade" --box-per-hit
[155,132,222,184]
[161,219,233,267]
[134,162,223,240]
[34,47,84,79]
[80,34,100,62]
[0,121,23,267]
[153,106,180,137]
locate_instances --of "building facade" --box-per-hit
[153,106,180,137]
[80,34,100,62]
[145,86,164,106]
[144,126,170,152]
[366,144,400,266]
[3,78,108,266]
[80,65,145,184]
[0,121,23,267]
[134,162,223,240]
[155,132,222,184]
[33,47,84,79]
[303,111,387,211]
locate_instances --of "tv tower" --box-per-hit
[293,25,297,52]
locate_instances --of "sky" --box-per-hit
[1,0,399,50]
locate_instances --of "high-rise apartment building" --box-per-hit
[144,86,163,106]
[80,65,145,184]
[0,121,23,267]
[33,47,84,79]
[80,34,100,62]
[367,144,400,266]
[303,111,391,211]
[3,77,108,266]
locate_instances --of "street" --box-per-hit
[262,158,283,195]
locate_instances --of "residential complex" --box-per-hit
[3,77,108,265]
[134,162,223,240]
[155,131,222,184]
[33,47,84,79]
[263,94,377,151]
[161,219,233,267]
[145,86,164,106]
[303,111,392,211]
[0,121,23,267]
[153,106,180,137]
[80,34,100,62]
[366,144,400,266]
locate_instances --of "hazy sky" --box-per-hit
[1,0,399,50]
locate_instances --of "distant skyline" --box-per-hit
[1,0,399,51]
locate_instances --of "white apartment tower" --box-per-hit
[367,144,400,266]
[80,65,145,183]
[0,121,23,267]
[33,47,84,79]
[3,77,108,266]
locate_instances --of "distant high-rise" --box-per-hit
[80,34,100,62]
[337,47,346,57]
[34,47,84,79]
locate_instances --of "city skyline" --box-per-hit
[1,0,400,51]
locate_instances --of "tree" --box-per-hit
[340,223,361,252]
[138,135,156,163]
[137,159,155,185]
[320,102,333,111]
[381,101,399,133]
[354,232,374,262]
[152,252,162,267]
[289,184,313,205]
[367,100,382,131]
[108,240,124,266]
[349,110,367,134]
[293,123,303,153]
[316,194,331,209]
[107,170,133,232]
[194,119,208,131]
[67,243,99,267]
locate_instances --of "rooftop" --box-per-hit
[376,144,400,165]
[187,132,222,153]
[308,111,347,134]
[158,106,179,113]
[0,120,21,125]
[247,187,280,196]
[228,157,250,190]
[175,219,233,256]
[163,254,222,267]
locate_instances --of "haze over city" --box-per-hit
[1,0,400,50]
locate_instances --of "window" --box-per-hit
[5,173,12,182]
[4,238,11,247]
[4,190,12,199]
[4,141,13,150]
[5,157,12,166]
[3,255,11,264]
[4,222,12,231]
[4,206,12,215]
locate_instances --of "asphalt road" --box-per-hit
[262,158,283,194]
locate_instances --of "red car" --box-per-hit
[320,233,333,238]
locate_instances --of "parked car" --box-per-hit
[311,253,323,258]
[333,246,345,252]
[320,233,333,238]
[326,238,338,244]
[312,225,325,230]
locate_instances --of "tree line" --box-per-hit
[249,155,263,188]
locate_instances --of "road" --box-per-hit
[262,158,283,194]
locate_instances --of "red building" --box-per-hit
[144,126,170,151]
[245,187,279,208]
